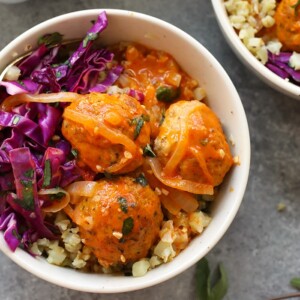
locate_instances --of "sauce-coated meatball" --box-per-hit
[154,100,233,188]
[65,176,163,268]
[62,92,151,174]
[275,0,300,52]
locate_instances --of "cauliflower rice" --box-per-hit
[224,0,282,63]
[30,210,211,276]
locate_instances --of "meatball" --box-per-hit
[65,176,163,268]
[62,92,151,174]
[275,0,300,52]
[154,100,233,189]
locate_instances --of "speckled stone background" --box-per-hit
[0,0,300,299]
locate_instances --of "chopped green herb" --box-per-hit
[42,159,52,187]
[17,180,35,210]
[143,144,156,157]
[131,115,149,140]
[38,32,63,46]
[82,32,98,48]
[23,169,34,179]
[118,197,128,213]
[291,0,300,15]
[159,109,166,126]
[134,173,148,187]
[17,80,25,87]
[134,117,144,140]
[291,278,300,290]
[12,115,20,126]
[55,71,62,78]
[122,217,134,235]
[196,257,228,300]
[71,148,79,158]
[49,192,65,201]
[156,85,179,103]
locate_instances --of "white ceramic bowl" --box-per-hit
[0,9,250,293]
[211,0,300,100]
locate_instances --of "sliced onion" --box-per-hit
[190,146,214,185]
[168,189,199,213]
[147,157,213,195]
[1,92,82,111]
[63,109,137,154]
[38,187,70,213]
[65,181,98,204]
[163,104,198,176]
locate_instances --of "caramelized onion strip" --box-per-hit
[38,187,70,213]
[63,109,137,154]
[1,92,81,111]
[147,157,214,195]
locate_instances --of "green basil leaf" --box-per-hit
[196,258,228,300]
[291,278,300,290]
[196,258,210,300]
[38,32,63,46]
[209,263,228,300]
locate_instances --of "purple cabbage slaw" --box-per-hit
[266,51,300,83]
[0,11,144,252]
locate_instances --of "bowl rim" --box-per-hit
[211,0,300,100]
[0,8,251,293]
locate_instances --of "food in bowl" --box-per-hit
[224,0,300,85]
[0,10,236,277]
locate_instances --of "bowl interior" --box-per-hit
[0,9,250,293]
[211,0,300,100]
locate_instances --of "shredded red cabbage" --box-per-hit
[0,207,21,251]
[0,10,145,253]
[266,51,300,83]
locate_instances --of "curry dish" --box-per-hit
[0,11,234,276]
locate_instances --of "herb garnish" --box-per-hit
[143,144,156,157]
[16,180,35,211]
[118,197,128,213]
[291,278,300,290]
[49,192,65,201]
[23,168,34,179]
[291,0,300,15]
[268,278,300,300]
[82,32,98,48]
[12,115,20,126]
[71,148,79,158]
[196,257,228,300]
[131,114,150,140]
[134,173,148,187]
[159,108,166,126]
[38,32,63,46]
[122,217,134,235]
[156,85,180,103]
[42,159,52,187]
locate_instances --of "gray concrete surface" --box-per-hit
[0,0,300,299]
